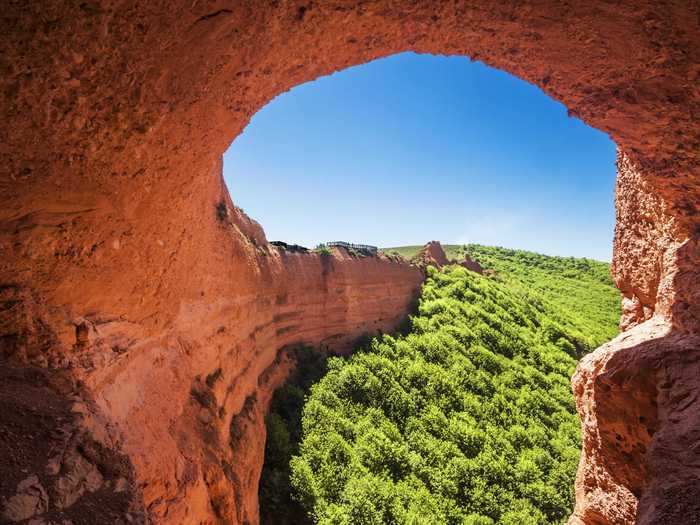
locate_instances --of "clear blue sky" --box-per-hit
[223,52,616,261]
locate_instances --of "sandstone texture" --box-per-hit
[1,1,699,524]
[0,359,144,524]
[570,320,700,525]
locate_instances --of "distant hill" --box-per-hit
[383,244,620,351]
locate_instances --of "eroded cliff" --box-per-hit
[1,222,423,523]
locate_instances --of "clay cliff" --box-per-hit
[1,1,699,524]
[569,154,700,525]
[1,220,423,523]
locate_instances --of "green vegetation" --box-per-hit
[260,348,329,525]
[381,245,435,260]
[382,244,619,351]
[459,245,619,350]
[216,200,228,222]
[261,246,620,524]
[315,245,334,256]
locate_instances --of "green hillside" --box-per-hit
[384,244,620,351]
[382,244,465,261]
[261,246,620,525]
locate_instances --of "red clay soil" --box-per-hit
[1,1,700,524]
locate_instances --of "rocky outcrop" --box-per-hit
[570,320,700,525]
[1,1,699,524]
[569,153,700,525]
[459,256,484,275]
[414,241,450,268]
[414,242,484,274]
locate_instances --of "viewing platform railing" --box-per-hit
[319,241,378,254]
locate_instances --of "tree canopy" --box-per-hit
[262,246,620,524]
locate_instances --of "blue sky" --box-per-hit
[223,52,616,261]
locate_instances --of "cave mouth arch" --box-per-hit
[222,51,617,261]
[225,50,619,524]
[2,2,699,525]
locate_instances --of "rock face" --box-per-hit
[565,152,699,525]
[414,240,451,268]
[570,321,700,525]
[0,240,423,524]
[1,1,699,524]
[459,256,484,275]
[0,359,145,524]
[414,242,484,274]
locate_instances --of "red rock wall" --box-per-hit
[570,154,700,524]
[0,206,423,523]
[414,240,451,267]
[86,246,423,524]
[2,1,700,524]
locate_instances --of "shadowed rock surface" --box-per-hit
[0,359,144,524]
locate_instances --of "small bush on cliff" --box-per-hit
[290,255,619,524]
[216,200,228,222]
[314,245,333,257]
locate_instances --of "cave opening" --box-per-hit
[220,52,621,524]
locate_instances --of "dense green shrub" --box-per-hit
[215,200,228,222]
[290,254,619,524]
[315,245,333,257]
[460,245,619,352]
[260,348,329,525]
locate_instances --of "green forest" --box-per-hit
[260,246,620,525]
